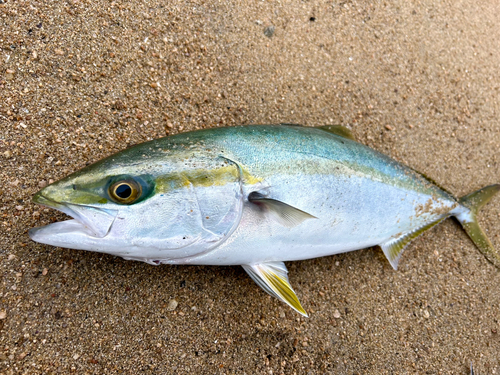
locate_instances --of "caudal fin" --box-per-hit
[455,184,500,268]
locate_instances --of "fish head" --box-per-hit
[29,144,245,264]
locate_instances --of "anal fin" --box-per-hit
[380,217,446,270]
[242,262,308,317]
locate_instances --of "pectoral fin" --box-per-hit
[248,192,317,228]
[242,262,308,317]
[380,217,446,270]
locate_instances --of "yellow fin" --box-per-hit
[277,123,355,140]
[380,218,446,270]
[242,262,308,317]
[317,125,355,140]
[456,184,500,268]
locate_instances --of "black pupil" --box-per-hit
[115,184,132,199]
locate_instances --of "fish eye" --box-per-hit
[109,179,142,204]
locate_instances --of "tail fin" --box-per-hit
[455,184,500,268]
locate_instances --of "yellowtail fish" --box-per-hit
[29,125,500,316]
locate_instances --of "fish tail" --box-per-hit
[455,184,500,268]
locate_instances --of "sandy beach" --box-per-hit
[1,0,499,373]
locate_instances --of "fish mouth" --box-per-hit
[29,193,118,239]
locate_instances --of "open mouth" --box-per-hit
[30,194,118,239]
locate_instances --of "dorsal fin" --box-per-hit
[317,125,356,140]
[277,123,355,140]
[406,165,454,196]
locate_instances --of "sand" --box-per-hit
[1,0,499,373]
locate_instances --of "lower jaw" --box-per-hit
[29,219,96,246]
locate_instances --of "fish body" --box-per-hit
[29,125,500,315]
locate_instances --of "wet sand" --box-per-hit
[1,0,499,373]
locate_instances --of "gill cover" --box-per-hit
[145,161,245,262]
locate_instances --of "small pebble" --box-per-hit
[55,48,64,55]
[385,125,393,131]
[3,150,11,158]
[7,254,16,261]
[5,69,14,80]
[38,180,47,188]
[167,299,178,311]
[264,25,275,38]
[0,310,6,320]
[423,309,430,318]
[42,268,48,276]
[333,309,341,319]
[15,205,24,211]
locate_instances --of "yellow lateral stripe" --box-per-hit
[155,165,261,193]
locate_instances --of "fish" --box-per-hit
[29,124,500,316]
